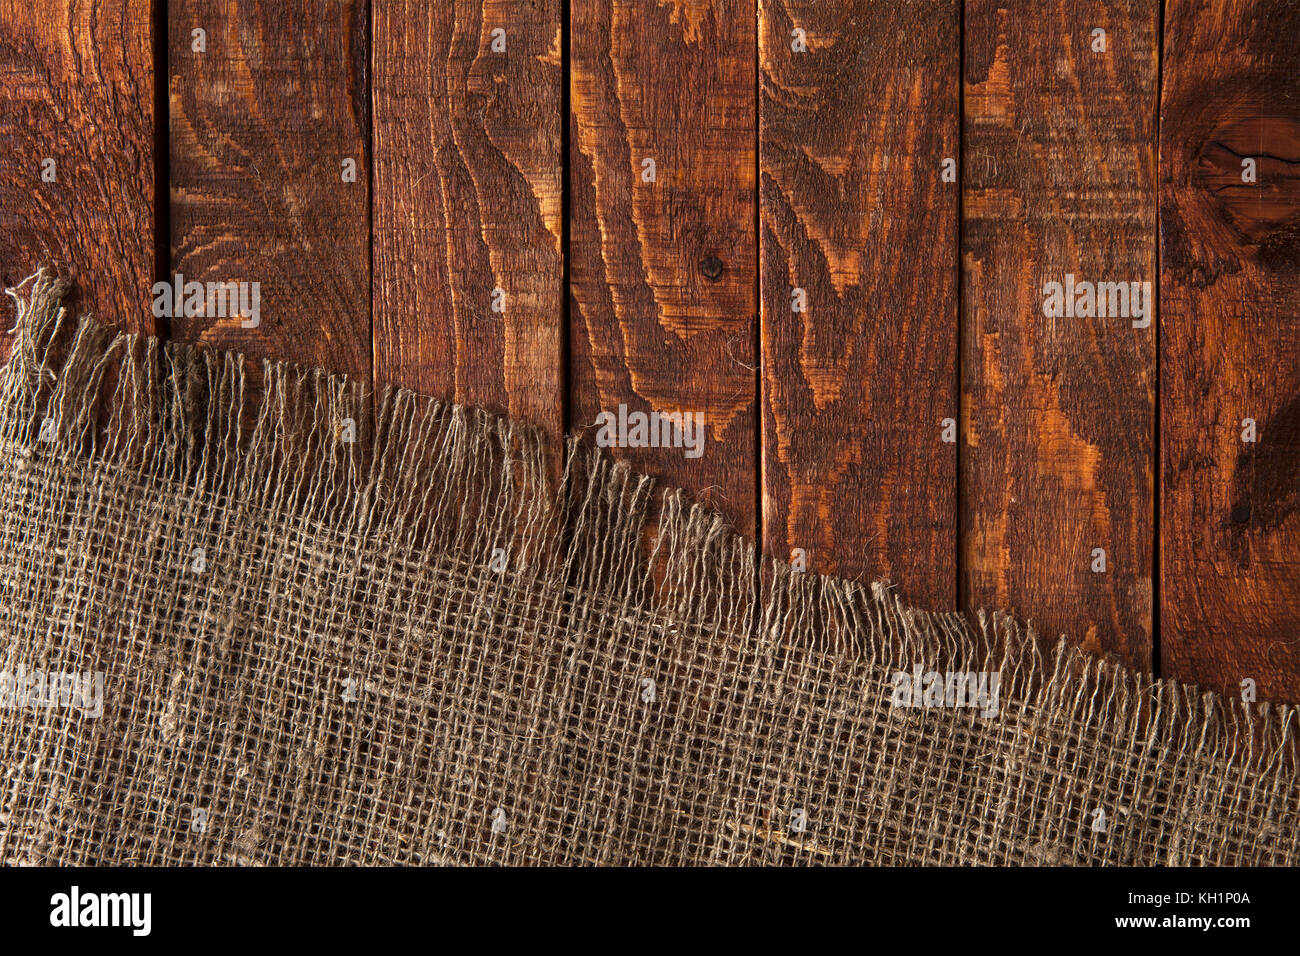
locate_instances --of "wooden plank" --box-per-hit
[759,0,959,605]
[1160,0,1300,700]
[0,0,155,337]
[371,0,563,444]
[962,1,1157,667]
[168,0,370,383]
[569,0,758,535]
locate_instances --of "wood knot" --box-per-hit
[1196,114,1300,259]
[698,256,724,281]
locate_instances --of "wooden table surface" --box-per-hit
[2,0,1298,702]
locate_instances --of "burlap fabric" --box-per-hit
[0,271,1295,865]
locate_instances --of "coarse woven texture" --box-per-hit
[0,271,1297,866]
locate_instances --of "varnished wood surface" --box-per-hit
[168,0,371,388]
[569,0,759,535]
[963,0,1157,668]
[1,0,1298,700]
[759,0,959,608]
[1160,0,1300,700]
[372,0,563,444]
[0,0,155,337]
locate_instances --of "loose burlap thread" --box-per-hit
[0,271,1296,866]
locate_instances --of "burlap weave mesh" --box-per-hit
[0,271,1296,865]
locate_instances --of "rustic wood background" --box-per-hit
[2,0,1298,702]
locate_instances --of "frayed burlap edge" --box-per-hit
[2,268,1297,865]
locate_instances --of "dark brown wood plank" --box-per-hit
[1160,0,1300,701]
[0,0,155,337]
[169,0,370,383]
[569,0,758,535]
[963,1,1157,667]
[371,0,563,444]
[759,0,959,605]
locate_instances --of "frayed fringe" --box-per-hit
[4,269,1297,863]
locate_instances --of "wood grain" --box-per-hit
[5,0,1296,706]
[0,0,155,337]
[371,0,563,445]
[569,0,758,535]
[963,1,1157,667]
[759,0,959,605]
[1160,0,1300,700]
[169,0,370,386]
